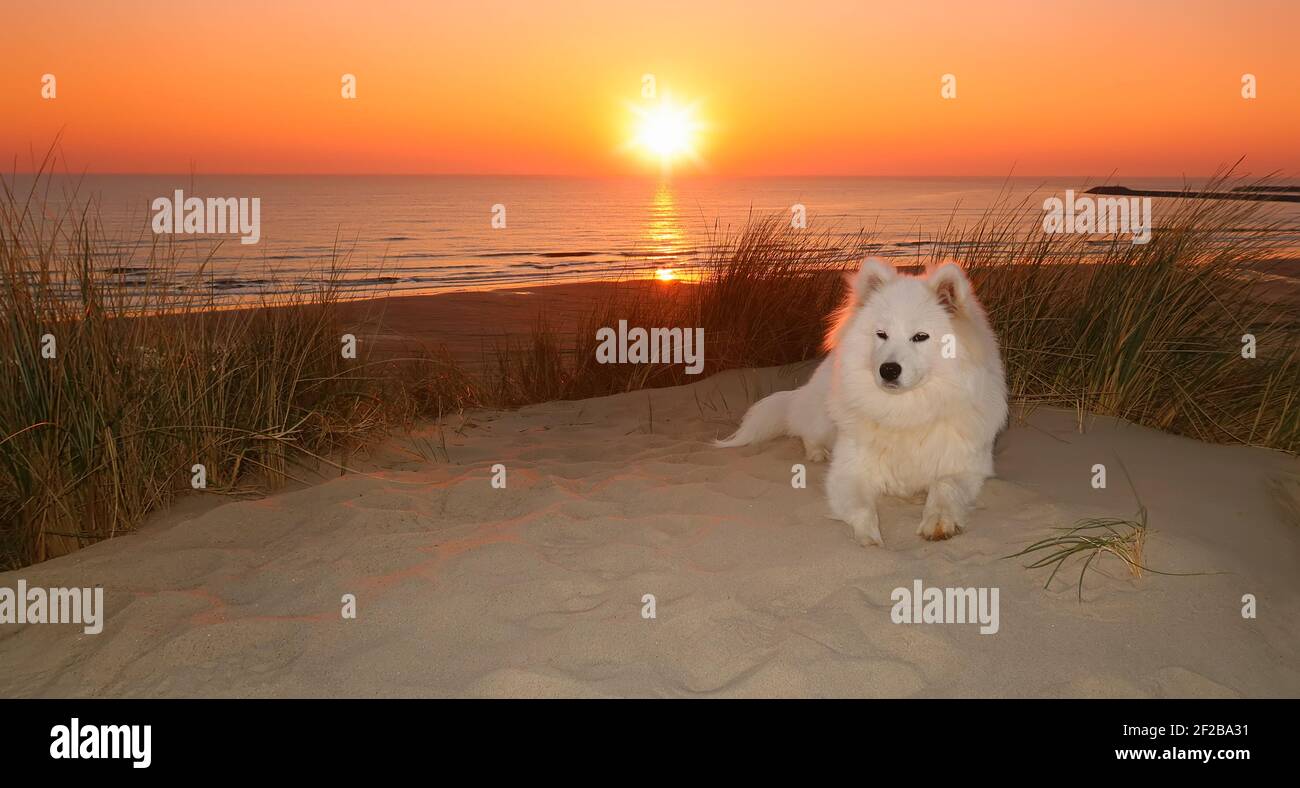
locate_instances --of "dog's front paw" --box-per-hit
[849,511,883,547]
[917,511,962,541]
[801,438,830,462]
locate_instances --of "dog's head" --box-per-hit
[835,258,976,394]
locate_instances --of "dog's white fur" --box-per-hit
[715,258,1008,546]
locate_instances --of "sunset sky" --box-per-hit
[2,0,1296,176]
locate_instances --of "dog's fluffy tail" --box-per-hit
[714,390,793,448]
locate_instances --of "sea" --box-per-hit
[19,175,1300,305]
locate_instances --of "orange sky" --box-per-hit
[2,0,1296,176]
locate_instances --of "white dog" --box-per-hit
[715,258,1007,546]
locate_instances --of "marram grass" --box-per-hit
[0,163,480,568]
[1007,511,1152,601]
[1005,508,1220,601]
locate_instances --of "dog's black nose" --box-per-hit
[879,362,902,382]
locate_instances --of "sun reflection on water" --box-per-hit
[643,182,695,283]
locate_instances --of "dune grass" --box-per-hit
[1006,507,1226,600]
[2,165,1297,569]
[942,178,1300,450]
[491,215,869,405]
[497,177,1300,452]
[1006,511,1151,600]
[0,165,479,568]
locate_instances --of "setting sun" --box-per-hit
[630,96,703,167]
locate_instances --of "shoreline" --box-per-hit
[334,277,695,367]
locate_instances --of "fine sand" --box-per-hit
[2,363,1298,698]
[336,279,677,368]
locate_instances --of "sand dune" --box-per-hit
[2,364,1298,698]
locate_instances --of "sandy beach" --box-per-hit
[2,361,1297,698]
[334,280,665,366]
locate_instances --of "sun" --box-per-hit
[637,104,692,158]
[629,95,703,167]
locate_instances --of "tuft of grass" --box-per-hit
[1006,510,1152,600]
[1006,508,1221,601]
[1006,460,1221,599]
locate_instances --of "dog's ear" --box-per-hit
[929,262,972,314]
[848,257,895,305]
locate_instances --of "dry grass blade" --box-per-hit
[1006,510,1150,600]
[1005,507,1216,600]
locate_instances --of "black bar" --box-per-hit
[1,699,1287,775]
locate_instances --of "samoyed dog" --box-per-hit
[715,258,1007,546]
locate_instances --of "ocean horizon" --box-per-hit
[22,174,1300,304]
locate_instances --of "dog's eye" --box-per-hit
[875,331,888,340]
[911,332,930,342]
